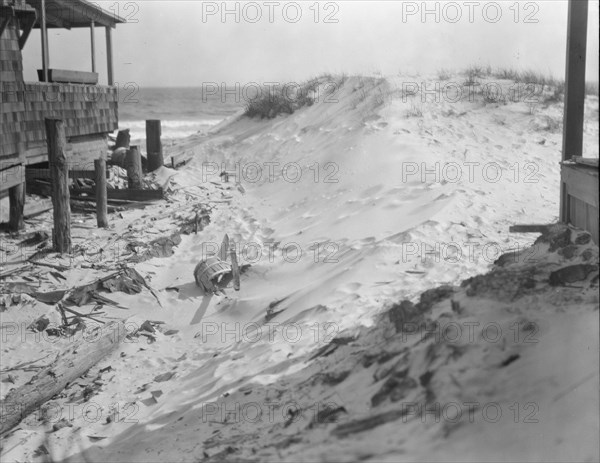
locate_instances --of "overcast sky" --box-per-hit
[21,0,600,87]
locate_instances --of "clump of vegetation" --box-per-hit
[463,65,492,85]
[244,86,312,119]
[405,102,423,118]
[437,68,452,81]
[244,74,346,120]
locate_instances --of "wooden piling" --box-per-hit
[126,145,143,189]
[95,158,108,228]
[45,118,71,253]
[146,120,163,171]
[8,177,25,232]
[115,129,131,150]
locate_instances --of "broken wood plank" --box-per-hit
[170,153,190,169]
[24,202,53,219]
[0,264,32,279]
[26,169,107,181]
[29,260,69,272]
[230,243,240,291]
[62,306,106,324]
[572,156,599,168]
[71,187,164,202]
[0,320,127,436]
[219,234,229,262]
[509,224,551,234]
[29,181,164,202]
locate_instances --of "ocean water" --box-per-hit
[118,87,245,142]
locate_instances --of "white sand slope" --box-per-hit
[0,75,598,462]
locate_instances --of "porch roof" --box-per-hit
[26,0,126,29]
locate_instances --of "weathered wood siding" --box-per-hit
[0,16,23,84]
[561,163,599,244]
[1,82,118,160]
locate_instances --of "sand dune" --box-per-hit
[0,74,598,462]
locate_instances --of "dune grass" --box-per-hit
[244,74,347,119]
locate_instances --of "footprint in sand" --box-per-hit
[360,185,384,198]
[353,236,377,250]
[337,282,362,293]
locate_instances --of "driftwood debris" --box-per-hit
[509,224,552,234]
[0,320,127,436]
[230,241,240,291]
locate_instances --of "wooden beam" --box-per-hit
[40,0,49,83]
[560,0,589,221]
[18,10,37,50]
[509,224,551,234]
[95,158,108,228]
[0,164,24,193]
[45,118,71,253]
[72,188,164,202]
[562,0,589,161]
[105,26,113,85]
[90,20,96,73]
[0,13,11,40]
[26,168,106,181]
[27,181,164,202]
[37,68,99,84]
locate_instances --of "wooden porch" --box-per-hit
[1,0,125,229]
[560,0,598,244]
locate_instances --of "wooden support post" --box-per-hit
[90,20,96,73]
[95,158,108,228]
[40,0,49,82]
[8,175,25,232]
[146,120,164,172]
[105,26,114,86]
[115,129,130,150]
[560,0,588,221]
[126,145,143,189]
[45,118,71,253]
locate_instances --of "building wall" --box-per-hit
[1,15,118,171]
[0,16,23,84]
